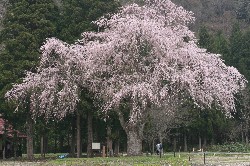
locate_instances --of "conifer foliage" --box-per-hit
[0,0,59,111]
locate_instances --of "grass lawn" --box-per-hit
[2,152,250,165]
[189,152,250,165]
[0,154,190,166]
[45,155,189,166]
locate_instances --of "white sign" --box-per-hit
[92,143,100,150]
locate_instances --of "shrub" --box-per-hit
[206,142,250,152]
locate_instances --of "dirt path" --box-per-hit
[191,154,250,166]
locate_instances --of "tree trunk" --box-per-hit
[184,133,187,152]
[54,135,57,153]
[152,139,155,154]
[3,146,5,159]
[26,114,34,160]
[13,132,17,159]
[127,129,142,156]
[203,137,207,148]
[87,110,93,158]
[76,112,81,158]
[59,135,64,152]
[40,135,48,157]
[114,130,119,156]
[80,138,83,157]
[211,137,215,146]
[107,126,113,157]
[246,121,249,146]
[198,135,202,150]
[2,126,6,159]
[116,109,145,156]
[44,136,48,155]
[242,131,245,144]
[69,118,76,157]
[67,132,70,152]
[41,136,44,158]
[241,124,244,143]
[69,131,76,157]
[114,139,119,157]
[173,137,176,152]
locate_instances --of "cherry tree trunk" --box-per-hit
[26,114,34,160]
[107,126,113,156]
[127,129,142,156]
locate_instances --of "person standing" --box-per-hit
[159,142,163,157]
[156,143,160,155]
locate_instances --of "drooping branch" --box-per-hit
[5,0,247,127]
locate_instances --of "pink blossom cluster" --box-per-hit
[6,0,247,121]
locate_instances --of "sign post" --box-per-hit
[92,143,101,157]
[102,146,106,157]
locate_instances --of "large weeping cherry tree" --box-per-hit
[6,0,247,156]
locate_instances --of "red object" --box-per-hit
[0,117,26,138]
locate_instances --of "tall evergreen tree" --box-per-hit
[0,0,60,160]
[227,24,250,145]
[198,26,213,52]
[238,30,250,80]
[0,0,60,108]
[228,23,243,68]
[236,0,250,22]
[210,31,229,61]
[58,0,120,43]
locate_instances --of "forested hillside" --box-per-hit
[173,0,250,35]
[121,0,250,35]
[1,0,249,34]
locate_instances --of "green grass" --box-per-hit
[4,152,250,165]
[2,153,190,165]
[45,155,189,166]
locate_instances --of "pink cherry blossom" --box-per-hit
[6,0,246,133]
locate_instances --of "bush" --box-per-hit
[206,142,250,152]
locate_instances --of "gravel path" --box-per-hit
[191,154,250,166]
[0,161,44,166]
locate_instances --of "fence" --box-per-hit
[179,152,250,165]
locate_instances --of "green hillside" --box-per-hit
[120,0,250,35]
[173,0,250,34]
